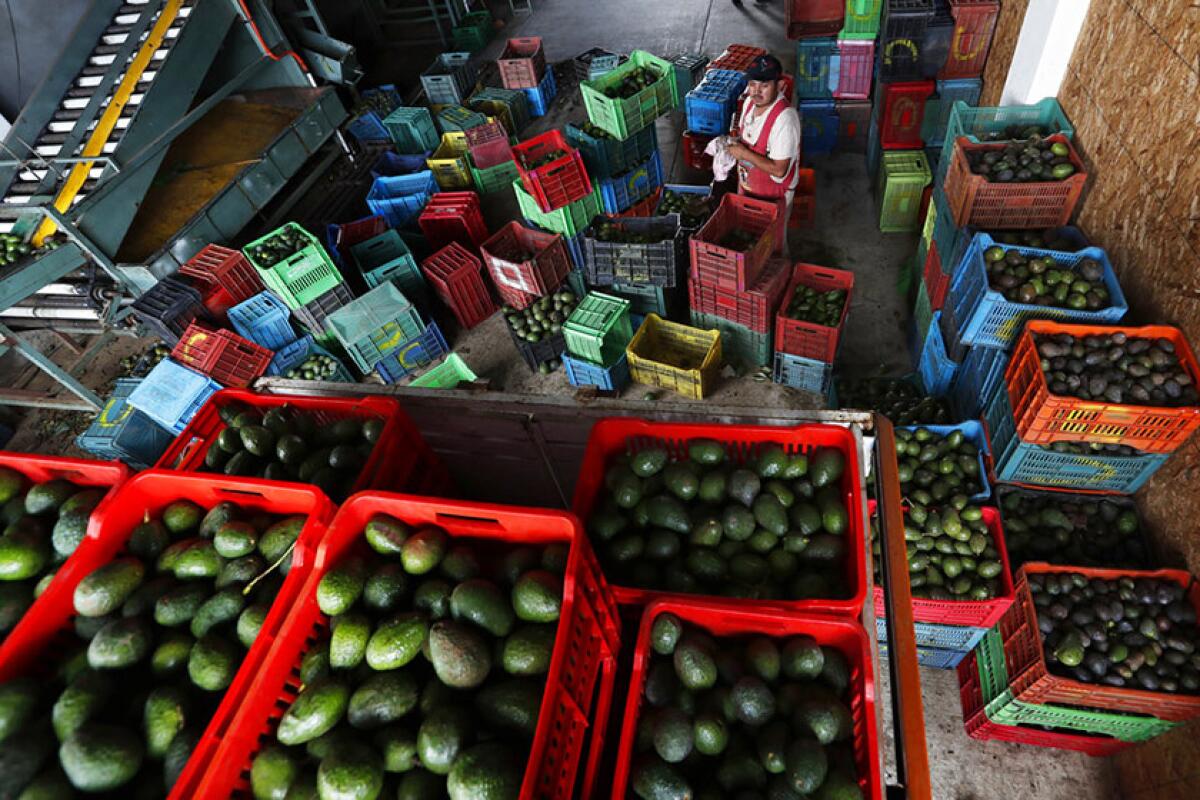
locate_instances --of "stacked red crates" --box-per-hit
[421,241,497,328]
[775,261,855,361]
[417,191,489,254]
[177,245,263,321]
[512,129,592,213]
[170,320,274,388]
[689,256,789,335]
[481,222,572,309]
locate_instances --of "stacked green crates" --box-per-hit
[878,151,931,233]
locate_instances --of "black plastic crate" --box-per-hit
[581,214,685,288]
[503,314,566,371]
[881,0,935,82]
[130,277,210,345]
[291,282,356,339]
[572,47,617,83]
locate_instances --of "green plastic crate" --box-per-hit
[690,310,771,368]
[243,223,344,309]
[580,50,677,139]
[452,11,492,53]
[410,353,478,388]
[325,283,426,373]
[839,0,883,40]
[438,105,489,134]
[471,157,520,193]
[878,150,931,233]
[383,107,439,153]
[514,180,602,237]
[564,292,633,366]
[975,628,1178,743]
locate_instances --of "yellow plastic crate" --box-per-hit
[920,192,937,249]
[427,132,472,189]
[626,313,721,399]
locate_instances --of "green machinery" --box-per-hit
[0,0,350,410]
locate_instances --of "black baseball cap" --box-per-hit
[745,54,783,81]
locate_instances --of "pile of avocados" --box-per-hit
[658,188,713,229]
[283,353,345,383]
[0,499,306,796]
[249,224,312,270]
[834,378,952,425]
[965,138,1076,183]
[998,490,1151,570]
[519,148,567,172]
[782,285,847,328]
[586,439,853,601]
[717,229,761,253]
[0,468,104,639]
[893,427,985,501]
[629,613,864,800]
[601,66,663,100]
[982,245,1112,310]
[985,228,1088,252]
[1030,572,1200,694]
[201,401,384,501]
[1034,330,1200,407]
[254,514,567,800]
[873,500,1005,602]
[590,218,675,245]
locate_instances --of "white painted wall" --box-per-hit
[1001,0,1093,105]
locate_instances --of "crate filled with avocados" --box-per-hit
[613,602,881,800]
[832,376,952,424]
[0,454,128,648]
[0,472,332,798]
[154,389,436,502]
[572,419,867,615]
[191,492,620,799]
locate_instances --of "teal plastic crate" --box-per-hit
[325,283,426,373]
[410,353,478,388]
[690,310,771,368]
[564,292,633,366]
[350,231,428,309]
[939,98,1075,187]
[76,378,174,470]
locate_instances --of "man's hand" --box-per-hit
[726,141,751,160]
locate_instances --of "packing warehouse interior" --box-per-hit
[0,0,1196,797]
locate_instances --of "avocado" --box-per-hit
[417,707,472,775]
[0,581,32,633]
[728,469,761,507]
[0,467,24,505]
[218,553,268,589]
[259,517,304,564]
[251,743,299,800]
[237,603,270,648]
[188,633,239,691]
[365,613,427,671]
[646,495,690,535]
[693,711,728,756]
[673,639,717,690]
[756,444,789,478]
[277,678,351,745]
[652,707,693,763]
[162,501,204,536]
[190,586,246,638]
[651,612,683,655]
[609,468,643,509]
[0,531,50,581]
[782,636,824,680]
[511,570,561,623]
[631,447,669,477]
[722,505,756,542]
[631,756,691,800]
[819,647,850,694]
[329,612,371,670]
[796,692,853,744]
[746,637,781,682]
[816,488,848,536]
[814,767,865,800]
[0,718,55,798]
[698,470,728,504]
[316,741,383,800]
[396,769,446,800]
[731,676,775,726]
[428,620,491,689]
[501,625,556,675]
[150,633,194,677]
[363,514,410,556]
[347,671,419,730]
[299,641,330,685]
[0,677,38,742]
[447,742,522,800]
[475,678,542,736]
[163,725,200,788]
[154,582,210,628]
[24,480,75,516]
[125,517,170,561]
[756,720,789,774]
[752,494,788,536]
[785,738,828,794]
[401,527,448,575]
[59,724,143,792]
[441,545,482,582]
[213,521,258,559]
[15,767,74,800]
[451,579,515,637]
[663,463,700,502]
[317,558,366,617]
[362,564,408,613]
[172,538,222,580]
[810,449,845,489]
[51,510,91,559]
[87,616,151,668]
[375,725,417,773]
[413,579,453,620]
[143,686,188,758]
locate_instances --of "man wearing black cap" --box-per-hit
[726,54,800,257]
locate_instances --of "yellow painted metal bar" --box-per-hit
[33,0,185,245]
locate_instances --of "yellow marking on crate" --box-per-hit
[951,26,988,63]
[96,397,133,428]
[35,0,186,245]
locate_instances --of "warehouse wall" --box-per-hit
[979,0,1030,105]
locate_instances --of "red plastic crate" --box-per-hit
[513,130,593,213]
[330,215,389,266]
[775,261,855,361]
[944,134,1088,229]
[880,79,935,150]
[683,129,714,171]
[689,193,779,293]
[923,238,948,310]
[482,221,572,301]
[707,43,766,73]
[997,563,1200,722]
[688,256,790,333]
[1005,321,1200,453]
[0,471,336,800]
[499,36,547,89]
[611,601,882,799]
[614,187,662,218]
[154,388,444,500]
[418,190,489,253]
[195,491,621,800]
[170,321,274,388]
[871,506,1014,628]
[465,120,514,169]
[790,167,817,228]
[177,245,264,321]
[572,418,868,615]
[422,241,498,328]
[785,0,845,38]
[941,1,1000,79]
[957,652,1132,757]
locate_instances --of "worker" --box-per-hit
[726,54,801,257]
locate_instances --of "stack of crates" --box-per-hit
[580,50,677,140]
[130,277,210,346]
[417,191,489,254]
[686,193,781,370]
[177,245,263,323]
[227,291,298,350]
[582,210,685,318]
[170,321,274,389]
[427,132,473,190]
[873,75,934,231]
[836,0,881,151]
[685,69,747,136]
[511,130,593,214]
[367,171,439,228]
[436,105,488,135]
[773,261,854,395]
[323,281,432,377]
[76,378,174,470]
[349,230,430,310]
[562,292,635,391]
[497,37,556,117]
[467,87,531,137]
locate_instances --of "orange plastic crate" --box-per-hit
[997,563,1200,722]
[943,134,1087,229]
[170,320,273,388]
[775,261,855,361]
[1005,321,1200,453]
[689,193,779,293]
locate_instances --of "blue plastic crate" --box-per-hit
[915,311,960,396]
[930,187,962,278]
[564,122,658,180]
[374,321,450,383]
[522,67,557,117]
[367,171,438,228]
[76,378,174,470]
[795,38,836,100]
[564,352,630,391]
[564,233,586,271]
[346,84,402,143]
[227,291,297,350]
[598,150,664,214]
[372,150,433,179]
[898,420,992,503]
[773,351,833,394]
[984,385,1169,494]
[948,343,1008,420]
[588,54,621,80]
[127,359,222,436]
[265,334,355,382]
[801,100,839,157]
[946,236,1129,350]
[685,69,747,135]
[875,615,987,653]
[866,100,882,178]
[877,639,971,670]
